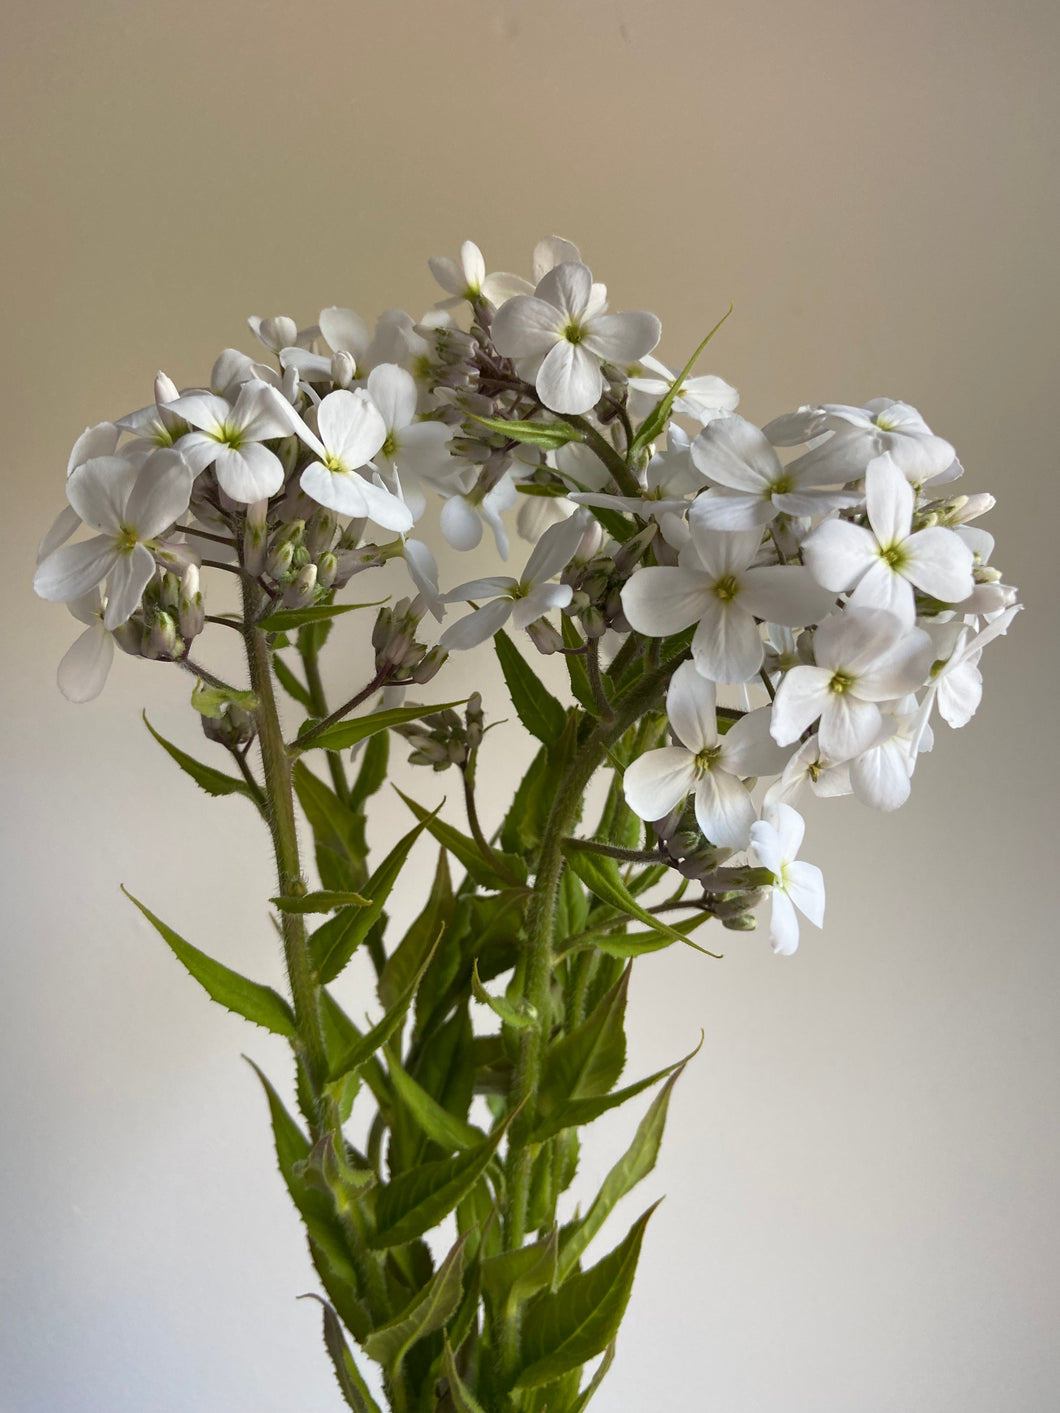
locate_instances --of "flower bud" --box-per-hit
[179,564,204,639]
[202,702,257,748]
[243,498,269,575]
[144,611,180,660]
[305,507,338,558]
[316,551,338,591]
[525,617,565,655]
[253,315,298,352]
[112,621,145,658]
[613,523,658,577]
[266,520,304,580]
[721,910,759,932]
[283,562,317,609]
[408,646,447,684]
[465,692,485,750]
[160,570,182,612]
[331,350,356,388]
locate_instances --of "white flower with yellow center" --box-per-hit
[749,804,825,955]
[297,389,412,531]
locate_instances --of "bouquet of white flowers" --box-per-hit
[32,235,1019,1412]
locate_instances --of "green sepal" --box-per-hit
[537,965,630,1122]
[511,1202,660,1390]
[142,712,256,801]
[363,1229,469,1373]
[370,1116,512,1249]
[471,959,535,1031]
[258,599,387,633]
[300,1295,383,1413]
[272,655,314,710]
[327,937,440,1085]
[312,815,434,984]
[559,617,597,715]
[468,413,584,449]
[385,1050,484,1152]
[558,1063,688,1282]
[272,891,371,914]
[563,841,717,951]
[396,789,528,891]
[189,680,259,719]
[494,630,567,746]
[442,1334,488,1413]
[122,888,295,1038]
[296,700,468,754]
[628,304,733,456]
[482,1225,558,1317]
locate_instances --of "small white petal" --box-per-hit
[536,340,603,415]
[666,661,717,754]
[57,623,114,702]
[768,889,800,955]
[785,860,825,927]
[103,544,157,628]
[621,566,711,637]
[691,597,764,684]
[34,536,118,603]
[214,443,285,504]
[438,597,514,651]
[693,770,756,850]
[623,747,697,822]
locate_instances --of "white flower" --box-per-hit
[847,695,932,812]
[438,515,584,650]
[909,603,1021,752]
[491,262,661,415]
[365,364,454,517]
[785,398,959,487]
[763,735,852,810]
[621,526,835,684]
[689,414,862,531]
[116,373,188,452]
[438,472,519,557]
[428,240,528,309]
[297,389,412,530]
[169,380,300,503]
[572,425,700,517]
[623,663,789,849]
[56,590,116,702]
[37,422,125,564]
[403,538,445,622]
[802,453,974,623]
[627,352,739,424]
[770,608,933,761]
[33,448,193,628]
[749,804,825,955]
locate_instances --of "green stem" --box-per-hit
[300,637,351,804]
[565,414,644,498]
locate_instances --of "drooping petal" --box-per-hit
[693,769,757,850]
[438,597,514,651]
[767,888,800,955]
[214,442,285,504]
[403,538,444,621]
[34,535,118,603]
[621,566,711,637]
[849,739,913,811]
[536,340,603,415]
[691,597,764,683]
[38,504,84,562]
[937,659,983,728]
[103,543,157,628]
[57,623,114,702]
[785,860,825,927]
[818,694,883,762]
[666,661,717,753]
[439,496,484,551]
[623,747,698,823]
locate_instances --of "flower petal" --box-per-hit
[582,310,661,365]
[34,535,118,603]
[57,623,114,702]
[666,661,717,753]
[535,262,592,318]
[621,566,711,637]
[864,453,913,546]
[690,415,780,492]
[65,456,140,532]
[691,597,764,683]
[438,597,514,651]
[694,769,756,850]
[318,389,388,467]
[319,306,370,360]
[103,543,157,628]
[767,888,800,955]
[536,341,603,415]
[367,364,418,432]
[491,295,564,359]
[785,860,825,927]
[740,566,837,628]
[902,526,975,603]
[124,450,193,539]
[802,519,878,593]
[623,747,697,822]
[769,665,833,745]
[214,443,285,504]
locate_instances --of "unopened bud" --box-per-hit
[243,499,269,575]
[160,570,181,612]
[179,565,204,639]
[266,520,304,580]
[316,551,338,590]
[201,702,257,748]
[253,315,298,352]
[580,604,607,639]
[955,493,996,523]
[721,911,758,932]
[525,617,565,655]
[613,523,658,576]
[305,507,338,558]
[145,611,180,660]
[331,545,385,586]
[409,645,447,684]
[283,562,317,608]
[112,621,145,658]
[331,350,356,387]
[465,692,485,749]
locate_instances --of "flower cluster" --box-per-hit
[33,236,1020,954]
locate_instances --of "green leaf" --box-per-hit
[123,888,295,1037]
[538,965,630,1122]
[379,849,453,1011]
[297,700,468,754]
[512,1203,660,1390]
[494,630,567,746]
[468,413,584,449]
[558,914,712,959]
[628,304,733,456]
[363,1231,468,1373]
[312,815,433,984]
[570,1339,616,1412]
[349,729,389,811]
[370,1118,511,1249]
[293,761,363,891]
[498,746,551,856]
[258,599,386,632]
[300,1296,383,1413]
[442,1335,488,1413]
[272,655,314,710]
[189,681,259,719]
[559,617,597,714]
[396,789,527,891]
[327,937,440,1084]
[272,890,370,914]
[558,1064,687,1282]
[142,713,256,801]
[385,1051,484,1152]
[471,959,535,1030]
[482,1226,559,1317]
[563,842,714,951]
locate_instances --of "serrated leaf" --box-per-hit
[494,630,567,746]
[468,413,584,449]
[482,1226,559,1317]
[312,815,433,984]
[300,1296,382,1413]
[628,304,733,456]
[396,789,527,891]
[538,966,630,1122]
[272,890,370,914]
[258,599,386,632]
[298,700,468,754]
[327,937,440,1084]
[189,681,259,719]
[385,1051,484,1152]
[379,849,453,1011]
[370,1117,511,1249]
[273,655,314,710]
[364,1231,468,1373]
[471,959,535,1030]
[512,1203,659,1390]
[142,713,256,800]
[558,914,713,959]
[498,746,551,855]
[123,888,295,1037]
[442,1335,488,1413]
[558,1064,687,1282]
[563,842,710,949]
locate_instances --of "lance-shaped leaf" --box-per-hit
[471,959,535,1031]
[563,842,710,949]
[349,730,389,811]
[560,616,597,715]
[396,789,528,890]
[312,815,433,984]
[494,630,567,746]
[379,849,452,1011]
[558,913,716,960]
[385,1050,484,1152]
[300,1295,383,1413]
[558,1065,686,1281]
[363,1230,469,1371]
[628,305,733,456]
[272,655,314,710]
[442,1335,488,1413]
[327,937,440,1085]
[370,1116,512,1249]
[512,1202,660,1390]
[123,888,295,1037]
[142,712,257,801]
[535,1034,702,1144]
[468,413,584,449]
[482,1225,559,1317]
[258,599,387,633]
[272,890,370,914]
[571,1340,616,1412]
[537,966,630,1122]
[498,746,551,856]
[297,700,468,754]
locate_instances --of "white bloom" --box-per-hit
[785,398,959,487]
[37,423,125,563]
[621,526,835,684]
[623,663,789,848]
[170,380,300,503]
[572,425,700,517]
[438,472,519,557]
[749,804,825,955]
[248,315,300,354]
[847,695,932,812]
[365,364,454,517]
[297,389,412,530]
[802,453,974,622]
[690,414,862,531]
[909,603,1021,751]
[34,448,193,628]
[116,373,188,453]
[56,590,116,702]
[770,608,933,761]
[438,514,584,650]
[627,352,739,424]
[403,538,445,621]
[491,262,661,415]
[763,735,852,810]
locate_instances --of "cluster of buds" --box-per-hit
[396,692,483,771]
[561,525,656,639]
[652,804,766,931]
[372,598,447,684]
[114,565,204,663]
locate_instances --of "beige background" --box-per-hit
[2,1,1058,1409]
